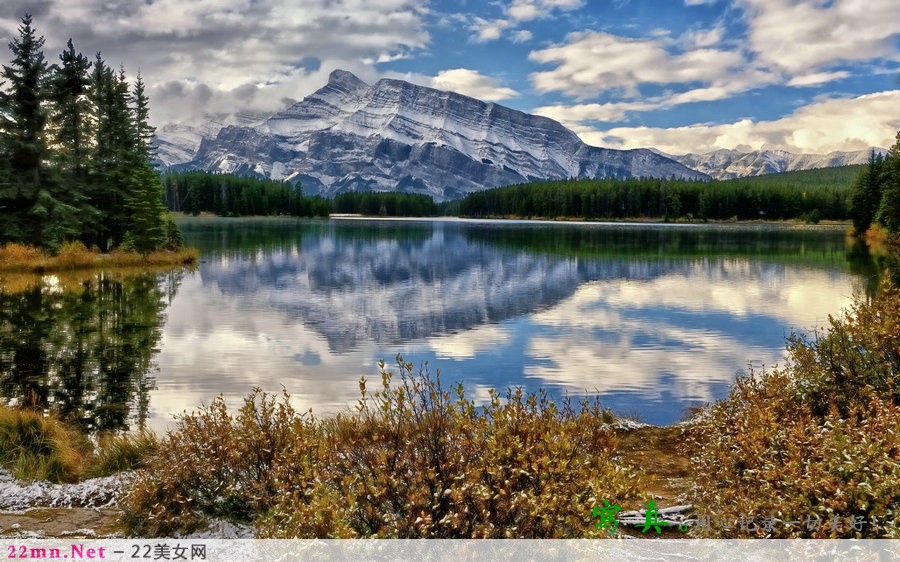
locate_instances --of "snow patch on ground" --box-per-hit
[0,469,134,512]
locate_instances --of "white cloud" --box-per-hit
[508,0,585,22]
[529,31,747,99]
[682,25,723,48]
[469,0,584,42]
[430,68,520,101]
[512,29,533,43]
[577,90,900,154]
[470,17,513,43]
[739,0,900,75]
[0,0,430,125]
[786,71,851,88]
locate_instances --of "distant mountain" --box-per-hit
[155,70,707,201]
[661,148,886,180]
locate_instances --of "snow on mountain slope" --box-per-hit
[664,148,885,180]
[159,70,707,201]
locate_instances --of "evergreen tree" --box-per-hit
[88,58,135,248]
[48,39,92,179]
[131,72,154,160]
[124,162,167,255]
[0,14,81,248]
[0,14,47,187]
[850,150,884,234]
[877,132,900,234]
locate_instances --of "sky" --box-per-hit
[1,0,898,155]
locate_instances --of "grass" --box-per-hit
[0,404,159,483]
[0,406,90,483]
[0,242,199,273]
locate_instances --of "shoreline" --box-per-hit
[0,244,199,275]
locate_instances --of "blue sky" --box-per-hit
[2,0,898,154]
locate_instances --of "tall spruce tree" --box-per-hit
[0,14,80,248]
[87,58,135,248]
[124,73,170,254]
[48,39,93,179]
[47,39,98,242]
[877,132,900,234]
[850,150,885,234]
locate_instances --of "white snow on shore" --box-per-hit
[0,469,134,512]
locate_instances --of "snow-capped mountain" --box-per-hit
[662,148,885,180]
[156,70,707,200]
[155,111,269,168]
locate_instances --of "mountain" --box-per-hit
[662,148,886,180]
[156,70,707,201]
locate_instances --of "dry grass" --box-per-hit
[0,243,198,273]
[0,405,91,483]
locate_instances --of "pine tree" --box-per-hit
[124,162,167,255]
[877,131,900,234]
[850,150,885,234]
[0,14,81,248]
[48,39,92,178]
[87,58,135,248]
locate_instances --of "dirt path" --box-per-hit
[0,508,122,538]
[612,424,696,537]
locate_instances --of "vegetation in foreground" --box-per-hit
[0,242,198,273]
[122,365,644,538]
[685,279,900,538]
[0,404,157,482]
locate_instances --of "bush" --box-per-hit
[121,389,312,536]
[684,282,900,537]
[53,241,96,269]
[123,361,647,538]
[0,243,47,270]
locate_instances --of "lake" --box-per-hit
[0,217,878,430]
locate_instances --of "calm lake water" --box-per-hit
[0,217,879,430]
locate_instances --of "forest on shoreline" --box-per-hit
[161,151,899,231]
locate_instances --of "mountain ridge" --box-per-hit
[659,147,886,180]
[157,70,707,201]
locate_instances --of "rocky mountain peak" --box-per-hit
[158,70,708,199]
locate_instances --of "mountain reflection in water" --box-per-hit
[0,219,875,430]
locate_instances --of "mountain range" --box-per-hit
[661,148,883,180]
[154,70,880,197]
[156,70,705,201]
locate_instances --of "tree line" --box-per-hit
[332,191,438,216]
[457,170,859,222]
[163,172,438,218]
[850,132,900,235]
[0,14,178,254]
[163,171,330,217]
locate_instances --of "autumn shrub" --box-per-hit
[0,243,47,270]
[121,389,315,536]
[262,361,643,538]
[53,241,96,269]
[684,282,900,537]
[0,405,90,482]
[124,360,646,538]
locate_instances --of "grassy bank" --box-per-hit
[0,405,157,482]
[0,242,199,273]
